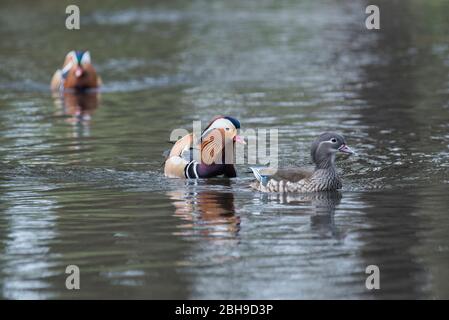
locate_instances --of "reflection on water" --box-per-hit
[168,181,240,241]
[1,180,58,299]
[259,191,342,237]
[0,0,448,299]
[51,91,100,141]
[53,92,100,124]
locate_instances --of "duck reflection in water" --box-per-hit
[259,191,343,237]
[53,91,100,124]
[167,181,240,242]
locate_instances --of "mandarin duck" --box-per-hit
[50,50,102,91]
[164,116,245,179]
[250,132,355,193]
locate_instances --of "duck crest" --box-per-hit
[74,50,86,64]
[202,115,241,133]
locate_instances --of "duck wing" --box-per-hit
[168,133,194,158]
[271,167,313,182]
[250,167,313,186]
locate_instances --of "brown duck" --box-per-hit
[250,132,355,193]
[50,50,102,91]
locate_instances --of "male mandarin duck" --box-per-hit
[250,132,355,193]
[50,50,102,91]
[164,116,245,179]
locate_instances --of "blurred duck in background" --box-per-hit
[50,50,102,91]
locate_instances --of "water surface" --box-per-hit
[0,0,449,299]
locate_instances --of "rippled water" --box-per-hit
[1,0,448,299]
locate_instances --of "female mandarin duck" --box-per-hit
[50,50,102,91]
[164,116,245,179]
[250,132,355,193]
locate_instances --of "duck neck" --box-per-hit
[314,153,336,171]
[311,154,342,190]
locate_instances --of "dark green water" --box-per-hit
[0,0,448,299]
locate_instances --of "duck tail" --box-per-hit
[162,149,171,159]
[161,148,172,167]
[250,167,269,186]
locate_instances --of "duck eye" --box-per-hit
[331,138,337,143]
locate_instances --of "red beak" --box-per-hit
[233,135,246,144]
[338,144,355,155]
[75,66,83,78]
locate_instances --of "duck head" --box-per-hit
[311,132,354,169]
[61,51,99,90]
[199,116,245,165]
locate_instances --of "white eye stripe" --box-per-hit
[67,51,77,62]
[61,61,74,75]
[80,51,91,65]
[65,51,91,65]
[209,119,234,130]
[201,119,235,139]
